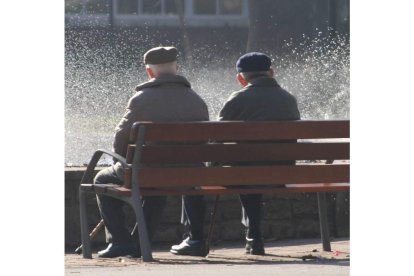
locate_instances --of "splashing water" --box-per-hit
[65,29,349,166]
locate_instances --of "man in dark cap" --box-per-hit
[94,46,209,258]
[171,52,300,256]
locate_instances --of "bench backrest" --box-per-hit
[123,120,350,190]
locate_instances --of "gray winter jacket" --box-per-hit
[112,74,209,178]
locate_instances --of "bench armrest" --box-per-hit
[80,149,131,184]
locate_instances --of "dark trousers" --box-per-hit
[182,194,262,240]
[239,194,262,239]
[94,166,167,245]
[181,195,206,240]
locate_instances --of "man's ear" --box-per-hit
[237,73,248,87]
[269,68,274,77]
[146,67,155,79]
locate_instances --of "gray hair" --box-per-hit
[146,61,177,76]
[240,70,272,82]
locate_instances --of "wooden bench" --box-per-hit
[79,120,350,262]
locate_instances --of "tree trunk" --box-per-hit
[246,0,260,52]
[175,0,193,69]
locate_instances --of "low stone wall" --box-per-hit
[65,168,349,249]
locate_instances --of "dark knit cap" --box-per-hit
[143,46,178,65]
[236,52,272,72]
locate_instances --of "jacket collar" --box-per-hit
[246,77,280,88]
[135,74,191,91]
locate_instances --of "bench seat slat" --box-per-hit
[141,184,350,196]
[138,164,349,188]
[80,183,130,196]
[130,120,350,142]
[80,183,349,197]
[128,142,350,164]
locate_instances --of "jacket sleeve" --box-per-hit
[218,93,238,121]
[292,96,301,120]
[112,94,144,160]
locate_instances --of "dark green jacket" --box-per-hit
[218,77,300,121]
[218,77,300,168]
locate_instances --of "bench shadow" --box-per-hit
[65,252,349,268]
[151,254,350,266]
[66,238,350,268]
[145,238,350,266]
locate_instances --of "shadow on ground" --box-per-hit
[65,238,349,269]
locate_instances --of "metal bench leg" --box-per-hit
[317,192,332,251]
[131,198,153,262]
[206,195,220,252]
[79,188,92,258]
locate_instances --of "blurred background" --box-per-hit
[65,0,350,166]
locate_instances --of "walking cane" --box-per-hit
[76,220,139,254]
[205,195,220,253]
[75,219,105,254]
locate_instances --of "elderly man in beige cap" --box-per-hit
[94,46,209,258]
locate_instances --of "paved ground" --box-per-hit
[65,238,349,276]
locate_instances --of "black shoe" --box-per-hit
[97,243,140,258]
[245,238,265,255]
[170,237,208,257]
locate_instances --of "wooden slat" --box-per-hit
[138,164,349,188]
[130,120,350,143]
[123,168,132,189]
[82,183,349,197]
[133,142,350,164]
[82,184,132,196]
[105,186,131,196]
[141,184,350,196]
[126,147,134,163]
[80,184,95,192]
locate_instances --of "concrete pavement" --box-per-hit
[65,238,349,275]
